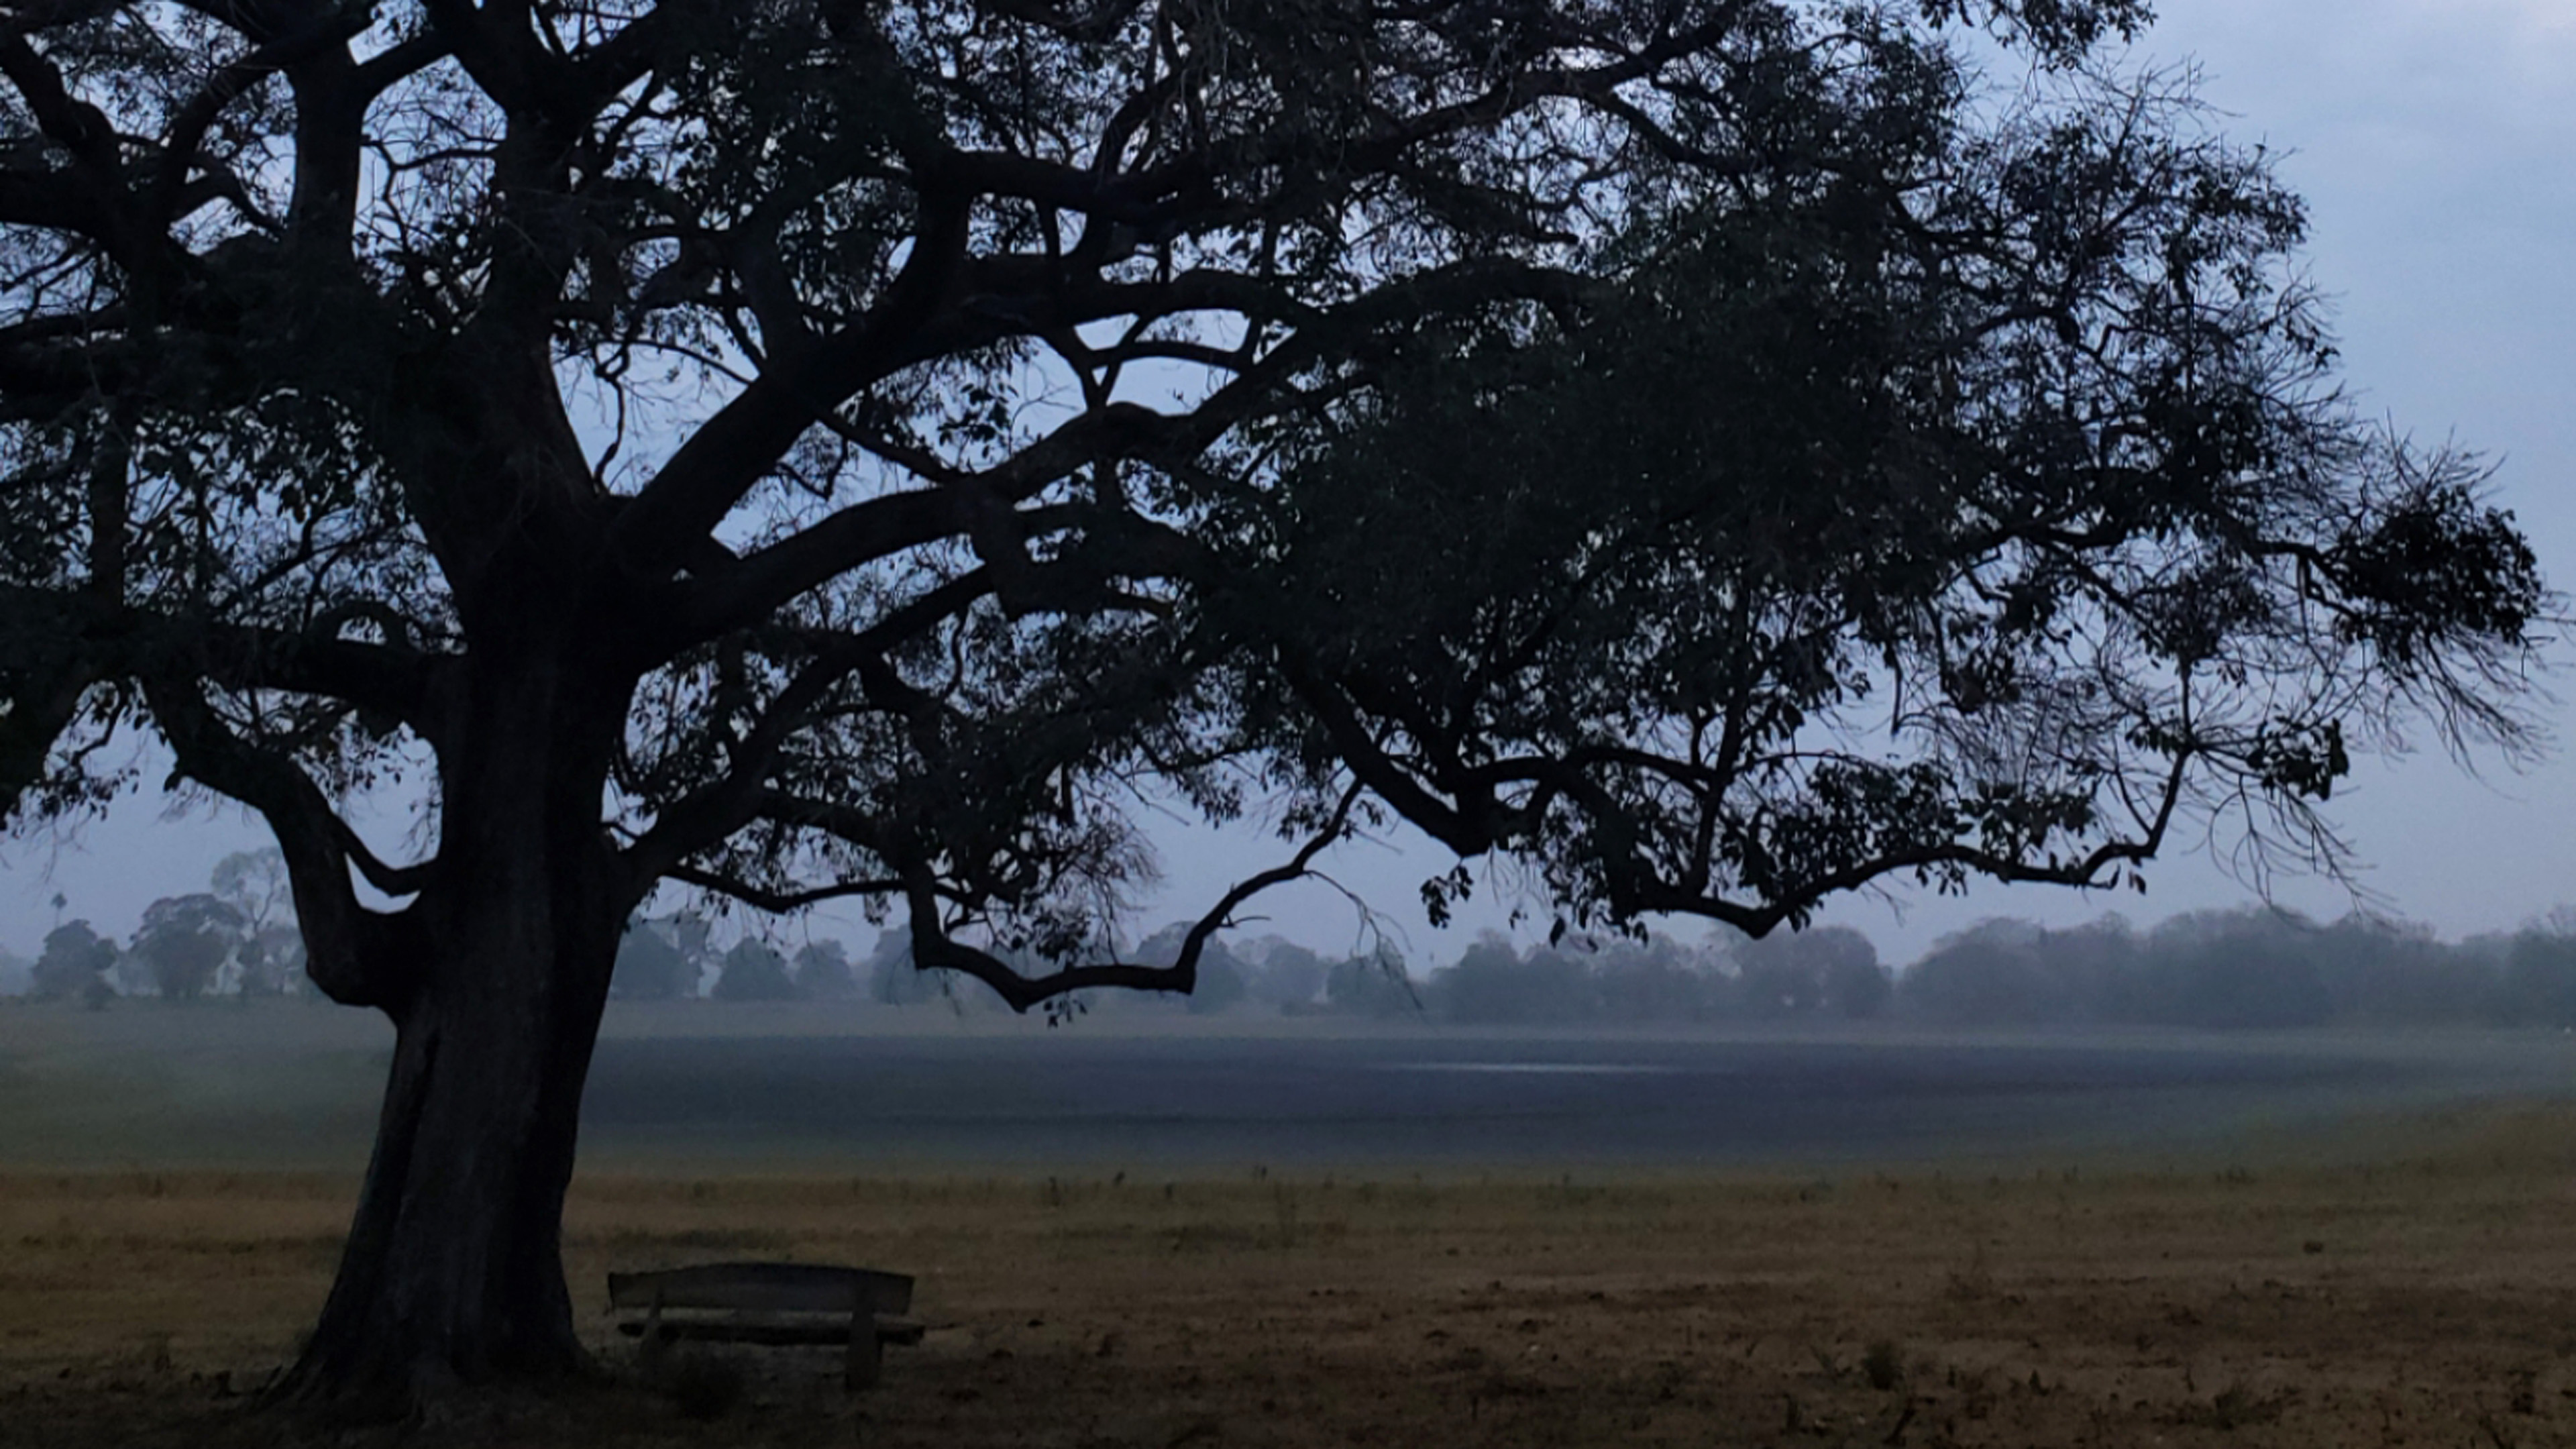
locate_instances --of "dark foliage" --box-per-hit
[710,938,798,1001]
[1890,907,2576,1030]
[792,938,859,999]
[0,0,2535,1022]
[1432,935,1602,1024]
[610,921,698,1000]
[28,919,116,1000]
[1324,949,1421,1020]
[211,849,301,992]
[1410,926,1884,1024]
[131,893,248,1000]
[1247,941,1328,1010]
[1902,918,2098,1024]
[1596,934,1723,1020]
[1728,926,1890,1019]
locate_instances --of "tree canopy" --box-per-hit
[0,0,2540,1008]
[28,917,116,1000]
[129,890,248,997]
[0,0,2545,1408]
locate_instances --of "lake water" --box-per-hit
[574,1028,2576,1173]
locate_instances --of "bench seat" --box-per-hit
[614,1312,926,1346]
[608,1261,920,1388]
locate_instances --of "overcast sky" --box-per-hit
[3,1,2570,966]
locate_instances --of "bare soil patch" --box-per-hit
[7,1106,2576,1446]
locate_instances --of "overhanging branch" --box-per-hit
[140,676,427,1010]
[902,784,1362,1014]
[663,864,902,913]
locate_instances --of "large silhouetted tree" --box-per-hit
[28,918,117,1000]
[0,0,2545,1411]
[131,891,248,997]
[211,846,299,991]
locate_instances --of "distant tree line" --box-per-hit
[29,886,2576,1034]
[11,850,305,1005]
[607,913,863,1004]
[608,912,1427,1019]
[1407,927,1892,1024]
[1409,908,2576,1030]
[1896,908,2576,1030]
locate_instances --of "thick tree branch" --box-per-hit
[149,1,372,234]
[0,28,154,271]
[901,784,1362,1014]
[609,192,974,576]
[653,486,969,651]
[1625,743,2200,936]
[624,570,995,880]
[0,584,443,739]
[660,865,902,914]
[0,660,98,825]
[140,676,426,1010]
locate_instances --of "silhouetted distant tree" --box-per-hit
[2491,924,2576,1028]
[1899,920,2072,1025]
[792,941,859,1001]
[712,940,797,1002]
[1822,949,1894,1021]
[1880,904,2576,1030]
[211,849,298,992]
[131,895,250,1001]
[30,920,116,1002]
[865,930,938,1007]
[866,926,1010,1008]
[2033,917,2141,1020]
[608,923,696,1002]
[2130,910,2332,1029]
[2305,915,2474,1026]
[1728,926,1881,1019]
[1592,934,1717,1021]
[215,855,303,994]
[1326,949,1421,1020]
[663,915,719,985]
[250,925,311,998]
[1431,935,1596,1024]
[1246,941,1328,1012]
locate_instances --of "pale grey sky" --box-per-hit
[5,1,2570,966]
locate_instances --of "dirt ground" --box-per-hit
[7,1106,2576,1448]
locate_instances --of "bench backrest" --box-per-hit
[608,1262,914,1316]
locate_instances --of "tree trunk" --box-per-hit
[270,647,632,1413]
[272,886,620,1411]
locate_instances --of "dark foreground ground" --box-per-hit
[8,1102,2576,1448]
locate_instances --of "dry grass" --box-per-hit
[6,1104,2576,1446]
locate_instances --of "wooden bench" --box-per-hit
[607,1262,924,1389]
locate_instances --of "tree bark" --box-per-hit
[270,888,619,1410]
[269,646,633,1413]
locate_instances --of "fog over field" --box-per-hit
[7,997,2575,1179]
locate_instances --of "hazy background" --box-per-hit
[2,0,2568,969]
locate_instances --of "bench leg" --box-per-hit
[845,1313,884,1391]
[637,1298,668,1377]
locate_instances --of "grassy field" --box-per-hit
[7,1102,2576,1447]
[11,997,2575,1173]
